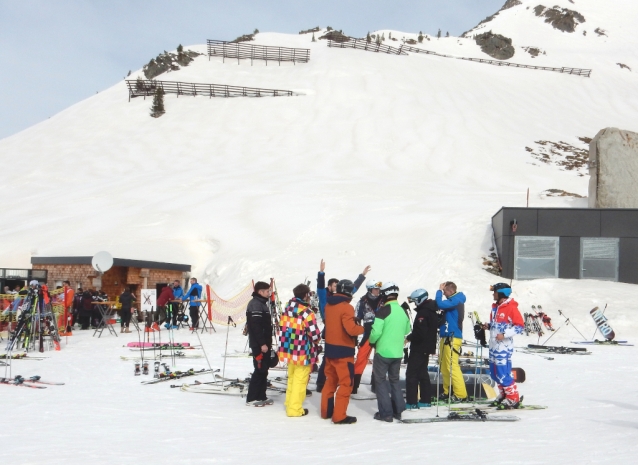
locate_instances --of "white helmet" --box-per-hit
[366,279,382,290]
[29,280,39,287]
[380,281,399,296]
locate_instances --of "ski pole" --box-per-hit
[435,335,441,418]
[194,320,216,383]
[135,316,144,373]
[221,316,235,388]
[590,303,608,340]
[447,337,454,411]
[557,309,587,341]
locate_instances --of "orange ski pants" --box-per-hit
[320,357,355,422]
[354,340,373,375]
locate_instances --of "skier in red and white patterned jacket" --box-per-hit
[485,283,524,409]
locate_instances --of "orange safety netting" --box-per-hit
[204,284,253,326]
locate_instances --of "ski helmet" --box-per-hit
[380,281,399,297]
[336,279,355,297]
[365,279,382,290]
[408,289,429,306]
[490,283,512,298]
[29,280,39,287]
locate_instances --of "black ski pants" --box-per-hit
[189,306,199,328]
[246,351,270,402]
[405,350,431,405]
[120,309,132,328]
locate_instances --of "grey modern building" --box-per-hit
[492,207,638,284]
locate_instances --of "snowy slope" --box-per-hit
[1,0,637,329]
[2,1,638,464]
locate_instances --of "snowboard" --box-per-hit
[589,307,615,341]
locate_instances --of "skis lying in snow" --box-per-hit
[128,346,200,352]
[0,353,46,360]
[180,382,247,396]
[572,340,632,346]
[220,350,252,358]
[525,344,590,355]
[450,397,546,411]
[400,410,520,423]
[126,341,194,347]
[22,375,65,385]
[141,368,219,384]
[120,351,204,361]
[0,377,47,389]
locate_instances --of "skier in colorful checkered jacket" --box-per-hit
[485,283,525,409]
[278,284,322,417]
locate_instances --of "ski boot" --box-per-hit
[154,361,161,378]
[497,398,521,410]
[142,361,149,375]
[134,362,141,376]
[405,404,419,410]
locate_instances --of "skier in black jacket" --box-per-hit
[405,289,439,409]
[245,281,274,405]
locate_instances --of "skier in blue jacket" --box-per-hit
[435,281,467,401]
[182,278,203,329]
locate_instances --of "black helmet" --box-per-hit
[490,283,512,298]
[336,279,354,297]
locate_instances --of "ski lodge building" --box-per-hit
[29,256,191,298]
[492,207,638,284]
[493,127,638,285]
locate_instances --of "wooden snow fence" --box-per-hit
[207,39,310,65]
[325,39,591,77]
[400,44,592,78]
[126,79,295,101]
[327,38,407,55]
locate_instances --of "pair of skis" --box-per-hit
[142,368,218,384]
[400,409,520,423]
[0,375,64,389]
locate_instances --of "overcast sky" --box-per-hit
[0,0,505,140]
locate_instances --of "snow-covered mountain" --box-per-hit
[1,0,637,330]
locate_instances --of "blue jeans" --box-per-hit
[373,353,405,418]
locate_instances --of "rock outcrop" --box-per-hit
[534,5,586,33]
[475,31,515,60]
[588,128,638,208]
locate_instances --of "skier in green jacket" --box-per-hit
[369,282,411,422]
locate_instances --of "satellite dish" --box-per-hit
[92,251,113,274]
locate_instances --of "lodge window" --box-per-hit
[580,237,619,282]
[514,236,560,280]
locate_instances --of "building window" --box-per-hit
[514,236,559,279]
[580,238,619,282]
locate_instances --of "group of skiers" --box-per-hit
[119,278,204,333]
[244,261,526,423]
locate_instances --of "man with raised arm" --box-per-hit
[315,260,370,393]
[320,279,364,424]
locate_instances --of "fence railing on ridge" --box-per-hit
[207,39,310,65]
[400,44,592,77]
[327,38,407,55]
[126,79,296,101]
[326,39,592,78]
